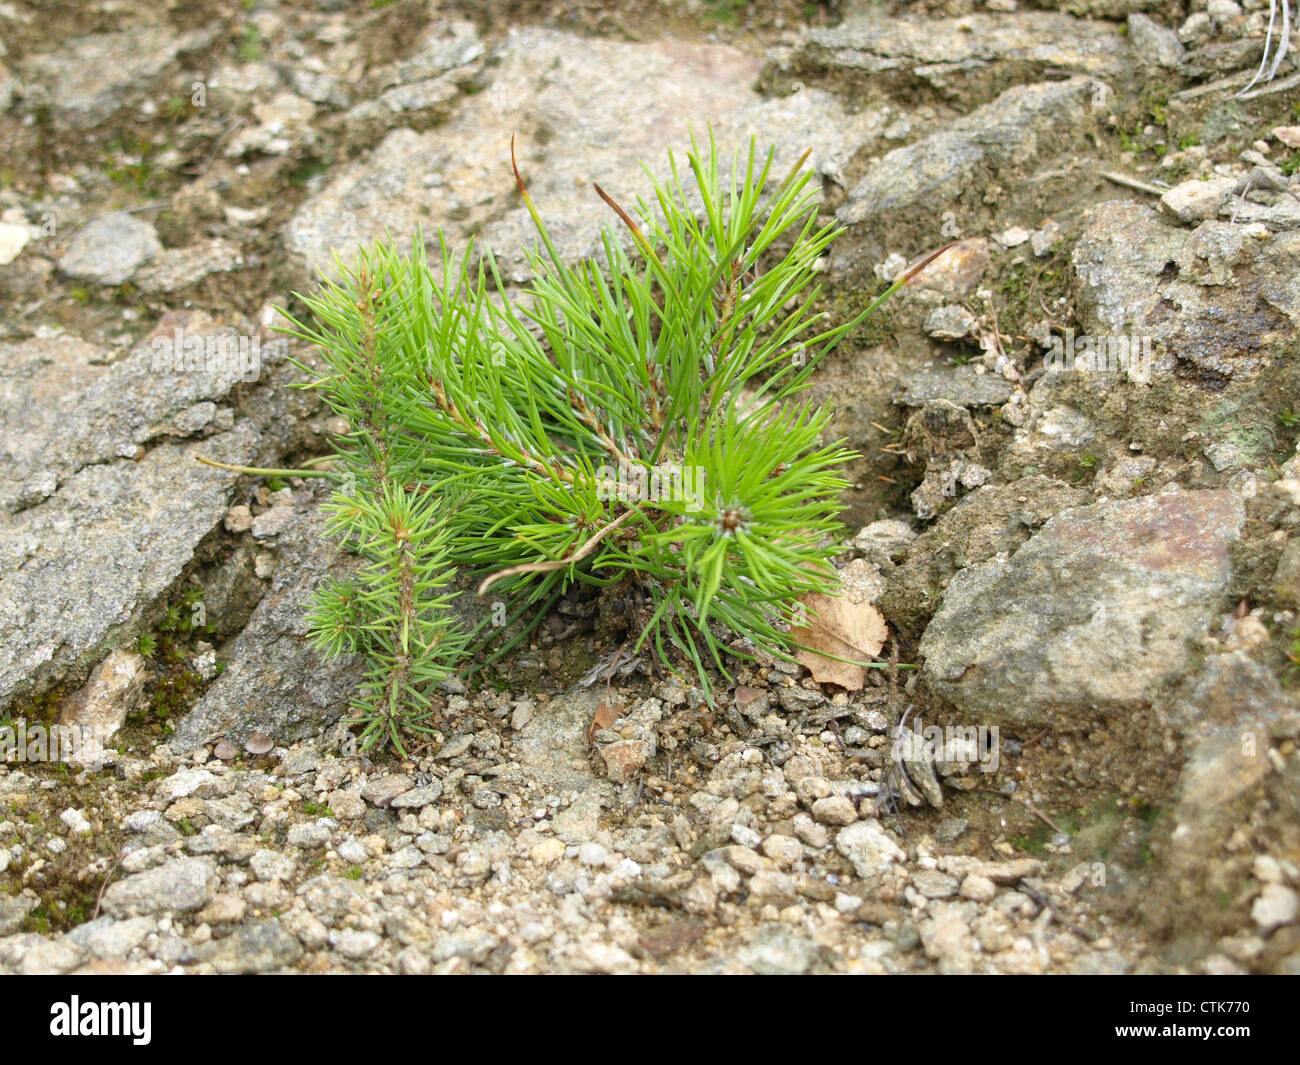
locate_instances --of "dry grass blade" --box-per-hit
[477,510,635,595]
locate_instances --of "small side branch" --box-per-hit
[477,509,635,595]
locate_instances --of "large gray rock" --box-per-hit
[1127,13,1185,70]
[919,489,1244,725]
[838,76,1107,232]
[878,477,1088,639]
[0,328,274,514]
[1072,201,1300,387]
[170,501,363,751]
[1170,652,1292,832]
[0,328,272,708]
[897,364,1015,409]
[18,26,216,128]
[340,20,484,147]
[73,916,156,961]
[513,687,612,795]
[0,431,258,709]
[286,26,886,282]
[17,937,87,975]
[779,9,1131,103]
[1138,651,1300,949]
[379,18,485,88]
[133,239,245,295]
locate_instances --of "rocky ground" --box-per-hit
[2,0,1300,974]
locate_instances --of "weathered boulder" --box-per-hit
[920,489,1244,725]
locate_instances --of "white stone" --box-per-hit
[160,767,215,800]
[59,808,92,835]
[835,820,905,879]
[0,222,30,265]
[1159,177,1235,224]
[1252,884,1299,932]
[996,225,1030,247]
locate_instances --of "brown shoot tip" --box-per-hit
[901,241,959,286]
[778,147,813,192]
[593,181,646,242]
[510,133,528,199]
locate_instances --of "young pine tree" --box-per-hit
[280,132,937,752]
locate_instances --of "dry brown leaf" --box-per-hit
[586,701,620,748]
[791,592,888,691]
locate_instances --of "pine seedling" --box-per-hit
[306,482,466,754]
[282,131,934,750]
[283,252,469,755]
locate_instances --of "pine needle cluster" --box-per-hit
[282,132,922,752]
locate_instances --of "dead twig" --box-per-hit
[185,118,245,179]
[1099,171,1167,197]
[1017,794,1065,835]
[1019,882,1100,943]
[1021,728,1050,749]
[92,853,125,921]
